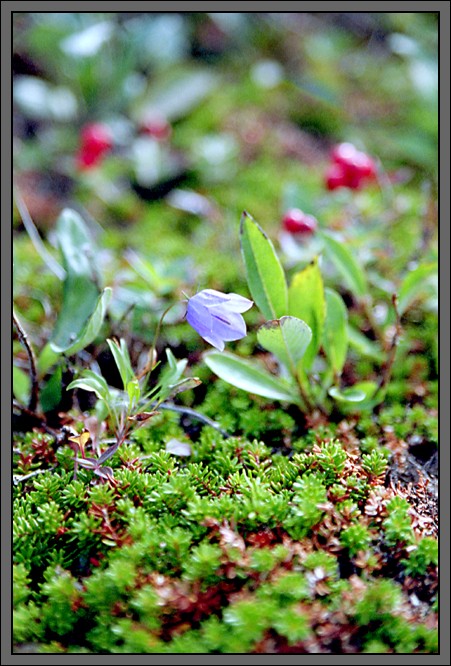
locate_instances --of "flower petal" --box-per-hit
[186,297,225,350]
[211,310,247,341]
[209,292,253,314]
[186,298,213,334]
[186,289,252,350]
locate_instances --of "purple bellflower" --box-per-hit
[186,289,253,351]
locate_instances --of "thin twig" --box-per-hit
[13,467,55,485]
[373,294,402,398]
[13,312,39,413]
[361,296,386,347]
[13,185,66,280]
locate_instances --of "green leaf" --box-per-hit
[67,370,110,403]
[49,209,101,352]
[13,365,31,405]
[328,386,366,403]
[164,377,202,400]
[320,232,368,297]
[37,343,61,375]
[126,378,141,407]
[107,337,135,390]
[288,257,325,369]
[397,262,438,315]
[256,317,312,378]
[57,287,112,356]
[40,366,63,413]
[347,325,383,362]
[240,211,288,320]
[323,288,348,376]
[336,380,382,412]
[204,351,300,404]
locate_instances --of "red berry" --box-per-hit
[141,115,172,141]
[331,142,360,167]
[76,148,102,170]
[328,143,377,190]
[76,123,113,170]
[325,164,348,190]
[80,123,113,155]
[282,208,318,235]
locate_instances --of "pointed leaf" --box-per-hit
[107,337,135,390]
[57,287,112,356]
[126,378,141,407]
[398,262,438,315]
[240,211,288,320]
[323,288,348,376]
[288,256,325,369]
[13,365,31,405]
[328,386,366,403]
[320,232,367,297]
[204,351,300,403]
[335,380,382,413]
[40,365,63,413]
[67,370,110,403]
[49,209,100,352]
[347,325,383,361]
[257,316,312,378]
[37,343,61,374]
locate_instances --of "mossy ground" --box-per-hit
[12,13,438,654]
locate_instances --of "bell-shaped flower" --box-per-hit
[186,289,253,351]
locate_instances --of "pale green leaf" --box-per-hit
[67,370,110,403]
[347,325,384,361]
[204,351,300,403]
[49,209,101,352]
[13,365,31,405]
[57,287,112,356]
[127,378,141,407]
[288,256,325,369]
[107,336,135,390]
[240,211,288,320]
[323,288,348,376]
[256,316,312,378]
[320,232,367,297]
[398,262,438,315]
[328,386,366,403]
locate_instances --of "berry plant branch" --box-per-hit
[373,294,402,400]
[13,185,65,280]
[13,311,40,413]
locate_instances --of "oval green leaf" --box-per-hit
[240,211,288,320]
[323,288,348,376]
[49,209,101,352]
[204,351,300,404]
[257,316,312,377]
[320,232,367,297]
[288,256,325,369]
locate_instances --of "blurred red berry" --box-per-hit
[282,208,318,235]
[76,123,113,171]
[327,142,377,190]
[325,164,348,191]
[331,142,360,166]
[140,115,172,141]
